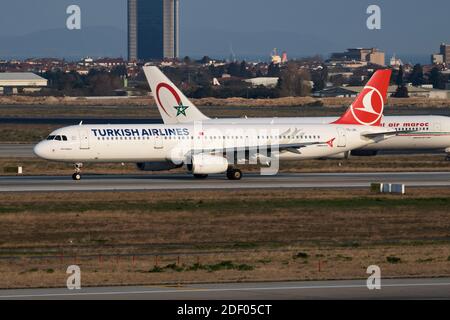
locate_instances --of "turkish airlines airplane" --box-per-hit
[145,67,450,159]
[34,69,398,180]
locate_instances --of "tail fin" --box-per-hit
[333,69,392,126]
[143,66,210,124]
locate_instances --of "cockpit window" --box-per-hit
[46,135,68,141]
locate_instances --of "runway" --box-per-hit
[0,171,450,192]
[1,278,449,299]
[0,144,35,157]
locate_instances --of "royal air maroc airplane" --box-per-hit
[145,67,450,159]
[34,69,398,181]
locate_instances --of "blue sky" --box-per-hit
[0,0,448,60]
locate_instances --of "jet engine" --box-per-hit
[191,154,229,175]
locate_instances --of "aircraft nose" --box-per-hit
[33,142,48,159]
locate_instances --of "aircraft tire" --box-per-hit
[72,173,81,181]
[227,169,242,180]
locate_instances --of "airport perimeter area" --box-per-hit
[0,187,449,290]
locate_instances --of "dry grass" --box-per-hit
[1,95,450,108]
[0,188,449,288]
[1,244,449,289]
[0,98,449,121]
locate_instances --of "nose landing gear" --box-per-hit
[72,163,83,181]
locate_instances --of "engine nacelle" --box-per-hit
[351,150,378,157]
[191,154,229,175]
[321,151,350,160]
[136,161,182,172]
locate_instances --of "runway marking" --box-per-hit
[1,282,450,299]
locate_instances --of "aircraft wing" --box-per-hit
[187,141,332,156]
[361,130,412,139]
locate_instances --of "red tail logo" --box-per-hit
[333,69,391,126]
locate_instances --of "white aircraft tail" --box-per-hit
[143,66,210,124]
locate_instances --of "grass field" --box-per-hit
[1,95,450,109]
[0,188,449,288]
[0,101,449,121]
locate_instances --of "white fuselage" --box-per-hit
[34,123,385,163]
[203,115,450,152]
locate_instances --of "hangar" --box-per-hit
[0,72,48,95]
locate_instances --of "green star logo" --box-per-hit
[174,102,189,117]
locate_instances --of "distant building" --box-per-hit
[244,77,279,88]
[95,58,125,68]
[331,48,385,66]
[0,73,48,95]
[431,54,444,65]
[390,54,403,68]
[440,43,450,65]
[281,52,288,64]
[314,85,434,98]
[128,0,179,61]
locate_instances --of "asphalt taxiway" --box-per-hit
[0,172,449,192]
[0,144,35,157]
[0,278,449,299]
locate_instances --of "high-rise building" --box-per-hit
[128,0,179,61]
[440,43,450,65]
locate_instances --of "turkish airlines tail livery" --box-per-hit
[332,69,390,126]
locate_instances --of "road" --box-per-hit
[0,172,449,192]
[0,278,449,300]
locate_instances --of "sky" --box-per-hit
[0,0,448,61]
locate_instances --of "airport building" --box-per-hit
[313,85,449,99]
[0,73,48,95]
[128,0,180,61]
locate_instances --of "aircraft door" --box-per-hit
[154,136,164,149]
[79,129,90,149]
[337,127,347,147]
[434,122,442,133]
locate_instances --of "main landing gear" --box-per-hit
[192,168,243,180]
[226,168,242,180]
[72,163,83,181]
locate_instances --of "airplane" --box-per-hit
[145,67,450,160]
[34,69,398,181]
